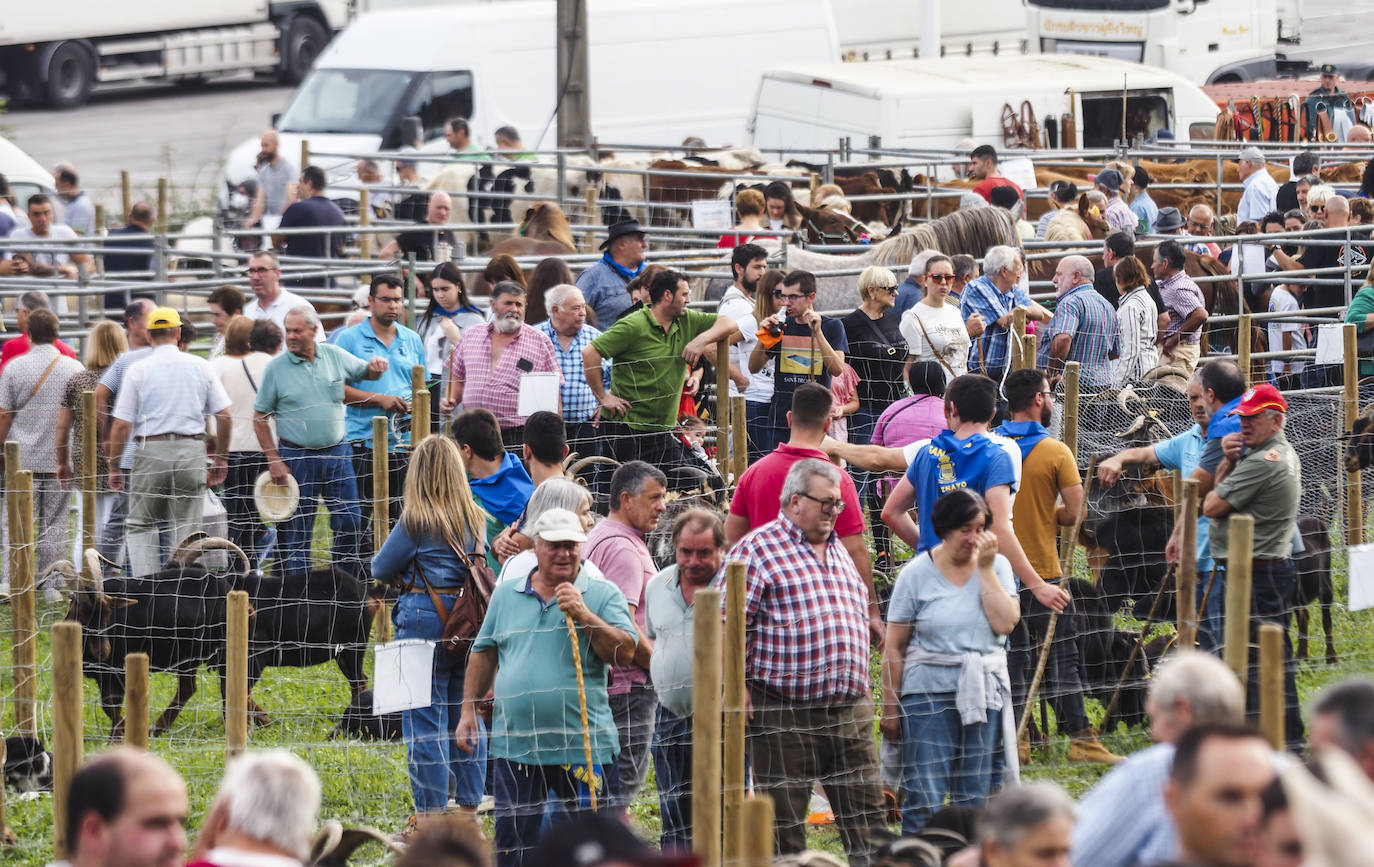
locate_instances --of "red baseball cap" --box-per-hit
[1230,383,1288,416]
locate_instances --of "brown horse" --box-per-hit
[484,201,577,260]
[796,202,879,246]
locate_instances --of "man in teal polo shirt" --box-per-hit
[456,508,637,867]
[333,274,426,534]
[253,305,386,575]
[581,268,736,490]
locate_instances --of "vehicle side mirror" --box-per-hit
[400,116,422,148]
[271,112,281,128]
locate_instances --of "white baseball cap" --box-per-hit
[531,508,587,543]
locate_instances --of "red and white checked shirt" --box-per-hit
[725,513,871,703]
[449,322,561,428]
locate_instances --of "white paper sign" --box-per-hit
[1348,544,1374,612]
[1315,324,1346,366]
[373,639,435,715]
[691,199,733,230]
[517,371,561,416]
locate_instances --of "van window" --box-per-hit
[1080,92,1171,147]
[278,68,416,136]
[404,71,475,142]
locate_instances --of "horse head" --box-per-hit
[797,203,875,246]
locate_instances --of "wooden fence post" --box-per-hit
[0,733,8,849]
[1237,313,1252,382]
[82,390,97,551]
[730,395,747,484]
[52,621,83,861]
[120,170,132,223]
[156,178,168,236]
[716,340,731,482]
[1259,623,1285,750]
[583,187,599,252]
[13,470,35,737]
[1058,362,1080,565]
[226,590,250,759]
[125,652,150,749]
[723,563,747,864]
[1176,479,1199,650]
[1344,323,1363,545]
[372,415,390,555]
[1224,515,1255,687]
[741,796,775,867]
[692,588,722,864]
[411,365,430,445]
[300,140,311,172]
[359,188,372,260]
[1011,307,1028,370]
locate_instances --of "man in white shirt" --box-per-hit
[1267,280,1307,390]
[1236,147,1280,226]
[5,194,91,280]
[242,250,325,343]
[721,243,767,398]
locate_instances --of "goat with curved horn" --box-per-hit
[41,560,80,590]
[168,531,211,568]
[83,549,105,591]
[177,536,251,580]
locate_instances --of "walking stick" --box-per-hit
[1017,456,1096,743]
[565,612,598,812]
[1196,564,1221,629]
[1100,564,1174,732]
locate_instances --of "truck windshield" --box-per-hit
[277,68,417,135]
[1027,0,1171,9]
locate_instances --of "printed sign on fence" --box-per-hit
[517,371,561,417]
[373,639,435,714]
[691,199,733,230]
[1348,543,1374,612]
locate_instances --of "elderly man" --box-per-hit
[1164,724,1276,867]
[445,117,486,161]
[378,191,456,262]
[731,458,884,865]
[1038,254,1120,390]
[1151,240,1208,371]
[1183,205,1222,258]
[644,508,726,852]
[273,165,346,286]
[1095,169,1137,233]
[456,507,637,867]
[576,218,648,327]
[243,129,296,229]
[1236,147,1280,225]
[960,245,1051,384]
[242,250,325,342]
[253,306,386,576]
[978,783,1076,867]
[1309,678,1374,781]
[0,308,83,591]
[107,308,231,578]
[4,194,91,280]
[1073,651,1245,867]
[584,269,736,484]
[0,289,78,371]
[1202,383,1303,748]
[537,283,609,453]
[190,750,321,867]
[442,280,559,448]
[65,748,189,867]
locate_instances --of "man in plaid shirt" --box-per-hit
[536,284,609,458]
[1038,255,1121,390]
[728,458,883,866]
[960,246,1051,385]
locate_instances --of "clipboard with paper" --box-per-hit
[518,371,560,416]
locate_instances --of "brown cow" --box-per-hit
[833,171,896,226]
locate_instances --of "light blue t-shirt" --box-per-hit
[887,550,1016,696]
[1152,423,1212,572]
[98,346,155,470]
[331,318,426,447]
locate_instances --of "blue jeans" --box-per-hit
[278,442,363,576]
[650,705,693,852]
[899,692,999,834]
[1196,563,1226,653]
[745,400,771,464]
[492,757,609,867]
[608,681,657,808]
[394,594,487,812]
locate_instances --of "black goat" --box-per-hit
[1068,578,1154,731]
[309,820,403,866]
[1294,514,1337,664]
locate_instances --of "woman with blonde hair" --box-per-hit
[372,434,490,838]
[57,319,127,558]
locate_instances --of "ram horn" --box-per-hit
[178,536,251,580]
[41,560,80,589]
[83,549,106,591]
[168,531,210,568]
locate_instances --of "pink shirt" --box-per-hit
[872,394,946,449]
[449,322,561,428]
[728,443,865,538]
[584,516,655,694]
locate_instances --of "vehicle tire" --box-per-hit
[277,15,327,84]
[43,41,94,109]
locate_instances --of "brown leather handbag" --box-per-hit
[412,541,497,662]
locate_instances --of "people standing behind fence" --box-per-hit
[52,165,94,236]
[56,319,126,560]
[371,435,490,841]
[718,188,769,248]
[1039,255,1120,391]
[189,750,322,867]
[483,254,527,296]
[102,201,156,305]
[450,408,534,540]
[1128,165,1158,234]
[577,218,648,328]
[1094,169,1137,233]
[1267,265,1308,391]
[524,257,573,325]
[379,191,456,263]
[4,194,92,282]
[968,145,1023,203]
[882,488,1019,834]
[1183,204,1223,258]
[1152,240,1208,372]
[244,130,297,229]
[895,249,936,316]
[212,316,280,567]
[584,269,736,486]
[721,243,767,394]
[729,268,783,463]
[843,264,908,448]
[763,180,804,236]
[730,458,884,865]
[206,285,246,361]
[1036,180,1080,240]
[107,307,231,578]
[94,297,155,573]
[1111,256,1161,387]
[273,165,346,288]
[1236,147,1280,225]
[243,250,326,342]
[1,290,78,372]
[457,507,637,867]
[537,284,608,459]
[1200,384,1304,749]
[64,747,189,867]
[902,254,971,384]
[416,262,485,429]
[583,461,663,818]
[254,306,386,576]
[1277,154,1316,213]
[961,246,1049,386]
[1072,651,1244,867]
[446,117,486,161]
[1163,724,1277,867]
[443,280,560,449]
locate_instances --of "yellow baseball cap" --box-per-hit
[146,307,183,329]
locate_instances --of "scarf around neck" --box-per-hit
[994,420,1051,462]
[602,252,644,282]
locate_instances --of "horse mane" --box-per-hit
[521,201,575,250]
[871,207,1019,265]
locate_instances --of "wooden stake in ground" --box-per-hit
[125,652,150,749]
[372,416,390,555]
[692,588,722,864]
[226,590,250,759]
[716,339,731,482]
[52,621,84,861]
[1344,323,1363,545]
[1259,623,1285,750]
[741,796,775,867]
[565,612,598,812]
[1224,515,1255,687]
[82,390,98,551]
[1176,479,1199,649]
[723,563,747,863]
[12,470,36,737]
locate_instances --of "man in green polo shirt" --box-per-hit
[252,305,386,576]
[456,508,637,867]
[581,269,736,489]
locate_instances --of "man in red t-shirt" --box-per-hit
[1,290,78,372]
[969,144,1024,203]
[725,381,883,644]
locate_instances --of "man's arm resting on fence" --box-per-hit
[1096,445,1162,484]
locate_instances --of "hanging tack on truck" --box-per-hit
[0,0,352,109]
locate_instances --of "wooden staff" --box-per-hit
[566,612,597,812]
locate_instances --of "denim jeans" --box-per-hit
[394,594,487,812]
[898,692,1000,835]
[608,680,657,808]
[277,442,362,576]
[650,705,693,852]
[745,400,771,464]
[492,757,609,867]
[97,468,131,576]
[1196,563,1226,653]
[224,452,268,563]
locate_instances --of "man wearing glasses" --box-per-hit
[242,250,326,344]
[959,245,1050,387]
[1182,205,1221,259]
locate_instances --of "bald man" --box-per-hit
[1184,205,1222,258]
[379,191,455,262]
[1349,124,1373,144]
[66,748,189,867]
[1038,254,1120,390]
[243,130,296,229]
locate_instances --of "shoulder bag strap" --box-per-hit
[240,359,258,394]
[858,311,901,358]
[910,307,958,379]
[15,354,64,413]
[409,560,451,623]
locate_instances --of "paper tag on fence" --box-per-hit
[690,199,732,230]
[373,639,435,715]
[517,371,560,416]
[1348,544,1374,612]
[1315,324,1346,365]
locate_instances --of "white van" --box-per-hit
[222,0,839,197]
[751,54,1223,155]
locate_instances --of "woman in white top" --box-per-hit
[1110,256,1161,386]
[900,253,971,383]
[415,262,485,428]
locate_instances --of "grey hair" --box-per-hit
[907,248,940,278]
[978,782,1077,850]
[18,290,51,312]
[545,283,582,313]
[284,304,320,330]
[491,280,526,302]
[983,245,1023,278]
[609,460,667,511]
[1148,650,1245,726]
[526,477,592,527]
[217,750,321,859]
[780,458,841,508]
[1263,408,1287,429]
[249,249,280,269]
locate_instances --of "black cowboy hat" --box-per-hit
[599,218,646,250]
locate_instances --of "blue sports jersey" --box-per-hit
[1207,395,1242,440]
[906,429,1019,553]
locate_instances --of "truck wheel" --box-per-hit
[278,15,327,84]
[44,41,94,108]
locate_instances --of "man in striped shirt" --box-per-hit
[1152,240,1209,372]
[1038,255,1121,390]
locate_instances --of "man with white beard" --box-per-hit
[442,280,561,449]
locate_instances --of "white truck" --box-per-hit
[1026,0,1308,84]
[0,0,352,108]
